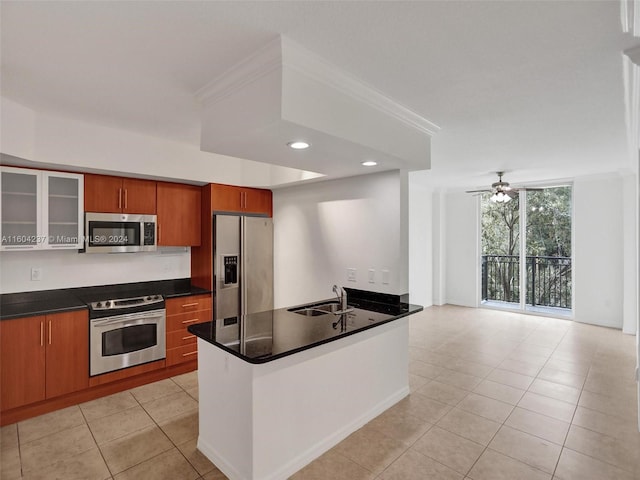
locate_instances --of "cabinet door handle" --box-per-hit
[182,351,198,357]
[118,188,122,209]
[124,189,128,209]
[182,335,196,341]
[181,319,199,324]
[48,320,52,345]
[40,321,44,347]
[181,302,199,308]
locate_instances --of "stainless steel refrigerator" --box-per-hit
[213,214,274,324]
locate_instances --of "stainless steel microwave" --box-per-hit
[85,213,157,253]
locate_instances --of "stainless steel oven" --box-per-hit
[89,295,166,376]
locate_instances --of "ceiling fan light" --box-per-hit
[503,194,511,203]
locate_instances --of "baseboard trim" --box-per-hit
[196,385,409,480]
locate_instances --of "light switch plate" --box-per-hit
[31,267,42,281]
[382,269,390,285]
[368,269,375,283]
[347,268,356,282]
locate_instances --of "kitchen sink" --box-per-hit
[288,301,350,316]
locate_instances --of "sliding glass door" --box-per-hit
[481,186,572,315]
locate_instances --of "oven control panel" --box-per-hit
[90,295,164,311]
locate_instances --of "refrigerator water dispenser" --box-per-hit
[223,255,238,286]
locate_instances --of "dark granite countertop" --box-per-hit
[0,278,211,320]
[189,289,422,364]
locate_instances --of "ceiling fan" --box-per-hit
[466,172,542,203]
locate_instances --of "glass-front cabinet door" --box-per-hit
[0,167,84,250]
[42,172,84,249]
[0,167,41,250]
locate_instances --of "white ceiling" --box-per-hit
[1,1,638,189]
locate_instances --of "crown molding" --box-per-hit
[195,37,283,105]
[195,35,439,137]
[279,37,440,136]
[621,0,640,36]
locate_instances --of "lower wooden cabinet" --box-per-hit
[165,294,211,366]
[0,311,89,411]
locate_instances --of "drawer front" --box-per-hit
[166,309,211,332]
[166,295,212,316]
[166,344,198,366]
[166,329,197,349]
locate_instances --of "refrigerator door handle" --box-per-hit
[240,217,247,315]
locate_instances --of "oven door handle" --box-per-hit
[91,310,165,326]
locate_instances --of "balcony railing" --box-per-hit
[482,255,572,309]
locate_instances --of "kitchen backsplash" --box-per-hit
[0,247,190,294]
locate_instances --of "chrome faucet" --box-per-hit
[333,284,348,311]
[331,285,353,331]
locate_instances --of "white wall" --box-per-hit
[432,190,446,306]
[0,248,190,293]
[443,191,479,307]
[436,174,633,329]
[408,171,433,307]
[273,170,406,308]
[622,173,638,334]
[0,97,320,188]
[573,175,625,328]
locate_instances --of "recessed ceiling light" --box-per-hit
[287,141,310,150]
[361,161,377,167]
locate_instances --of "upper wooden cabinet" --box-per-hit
[211,184,272,216]
[84,174,156,214]
[157,182,201,246]
[0,167,84,251]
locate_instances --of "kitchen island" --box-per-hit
[189,291,422,480]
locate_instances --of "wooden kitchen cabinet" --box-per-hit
[0,167,84,251]
[0,310,89,412]
[211,183,272,217]
[165,294,212,366]
[84,174,156,214]
[157,182,201,246]
[0,316,46,411]
[44,311,90,398]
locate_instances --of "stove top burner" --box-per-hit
[90,294,164,312]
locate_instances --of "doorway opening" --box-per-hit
[480,186,572,316]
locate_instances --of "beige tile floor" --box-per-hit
[2,305,639,480]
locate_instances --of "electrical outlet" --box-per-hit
[347,268,357,282]
[31,267,42,281]
[382,269,390,285]
[368,269,375,283]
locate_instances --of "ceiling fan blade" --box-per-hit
[512,187,545,192]
[465,189,491,193]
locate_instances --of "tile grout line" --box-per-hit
[426,319,567,478]
[78,402,116,480]
[137,376,210,477]
[463,320,570,479]
[521,320,577,480]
